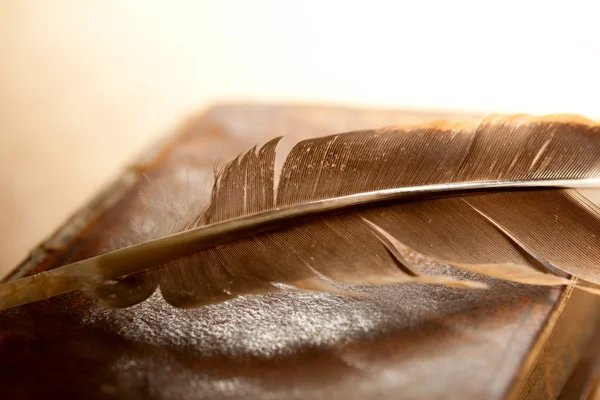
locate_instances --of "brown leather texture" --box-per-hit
[0,105,595,400]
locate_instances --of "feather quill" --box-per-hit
[1,114,600,310]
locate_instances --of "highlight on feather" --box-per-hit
[1,113,600,311]
[361,217,488,289]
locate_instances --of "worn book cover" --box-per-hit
[1,105,599,400]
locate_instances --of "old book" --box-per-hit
[1,104,599,400]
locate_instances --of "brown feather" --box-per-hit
[1,114,600,310]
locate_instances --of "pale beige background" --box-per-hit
[1,0,599,276]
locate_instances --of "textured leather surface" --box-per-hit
[0,106,568,399]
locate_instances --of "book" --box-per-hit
[2,105,598,400]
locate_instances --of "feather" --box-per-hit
[1,114,600,310]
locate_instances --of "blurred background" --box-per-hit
[1,0,599,276]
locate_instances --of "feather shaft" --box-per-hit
[0,178,597,310]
